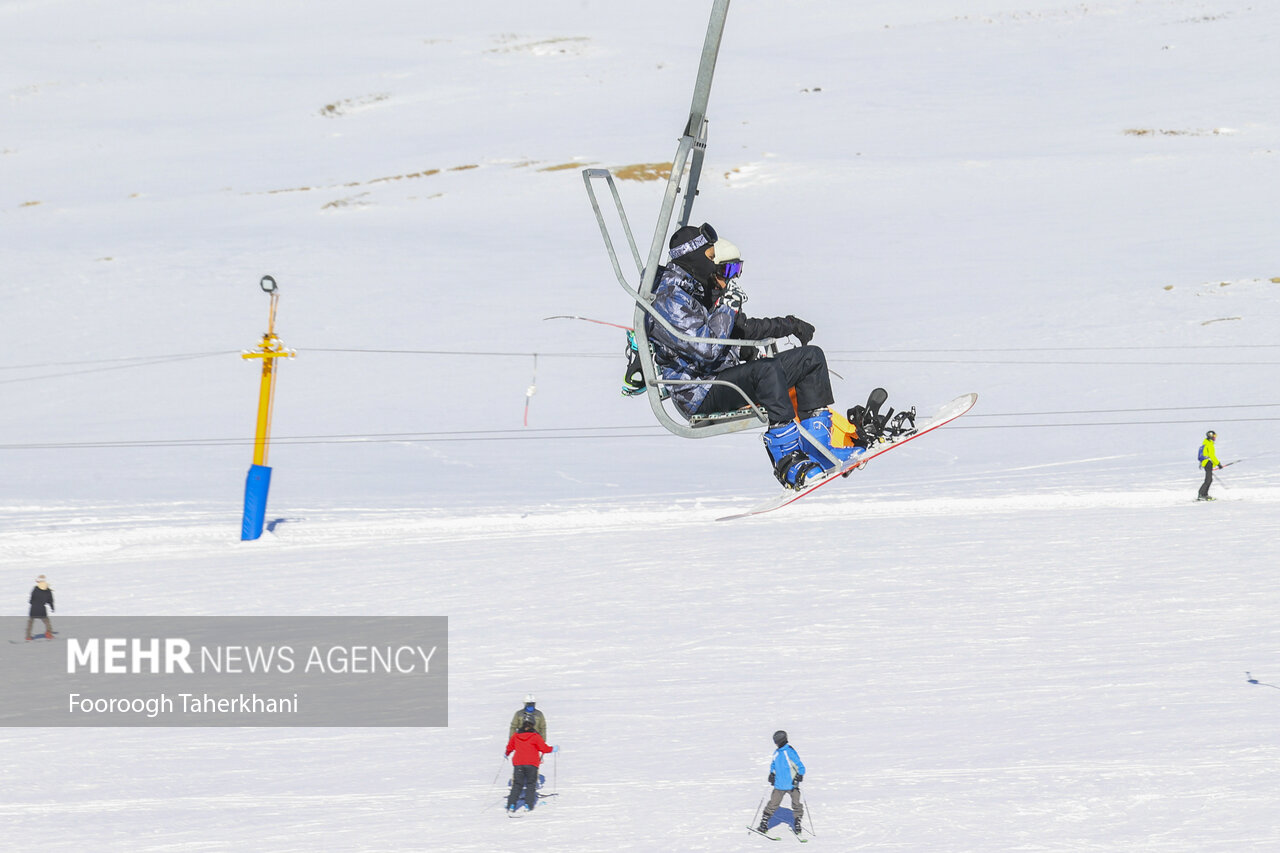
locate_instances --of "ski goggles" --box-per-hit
[716,259,744,281]
[668,222,719,260]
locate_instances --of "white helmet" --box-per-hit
[524,694,536,705]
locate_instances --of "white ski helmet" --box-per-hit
[712,239,741,265]
[524,694,536,705]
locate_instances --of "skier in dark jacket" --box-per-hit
[508,694,546,739]
[504,721,555,812]
[646,223,862,489]
[26,574,54,641]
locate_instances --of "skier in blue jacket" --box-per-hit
[756,730,806,836]
[646,223,862,490]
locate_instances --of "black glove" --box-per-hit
[794,774,803,784]
[768,772,776,784]
[738,345,759,362]
[785,315,815,345]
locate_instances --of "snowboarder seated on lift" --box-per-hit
[646,222,874,489]
[504,721,555,812]
[1197,429,1222,501]
[758,730,805,836]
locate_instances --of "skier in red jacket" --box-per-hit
[504,721,555,813]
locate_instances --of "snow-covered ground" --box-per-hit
[3,0,1279,849]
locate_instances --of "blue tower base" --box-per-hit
[241,464,272,541]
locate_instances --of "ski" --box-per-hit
[747,825,781,840]
[503,791,554,817]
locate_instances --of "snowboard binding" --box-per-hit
[846,388,916,448]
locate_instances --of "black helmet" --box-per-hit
[772,730,788,747]
[1206,430,1216,440]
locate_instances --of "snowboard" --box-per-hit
[11,631,58,644]
[718,392,978,521]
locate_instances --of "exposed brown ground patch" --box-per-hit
[613,162,672,182]
[486,36,589,55]
[538,161,594,172]
[321,192,372,210]
[259,168,443,195]
[319,93,390,117]
[1124,128,1232,137]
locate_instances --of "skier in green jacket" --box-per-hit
[508,694,546,739]
[1197,430,1222,501]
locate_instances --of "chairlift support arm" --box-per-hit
[583,1,773,438]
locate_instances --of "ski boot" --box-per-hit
[798,409,865,471]
[762,423,823,490]
[757,818,770,834]
[794,817,803,835]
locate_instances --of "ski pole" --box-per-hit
[483,755,510,813]
[801,788,817,837]
[1246,672,1280,689]
[490,754,510,789]
[750,793,765,829]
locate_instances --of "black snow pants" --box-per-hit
[508,764,539,809]
[696,345,834,426]
[1198,460,1214,499]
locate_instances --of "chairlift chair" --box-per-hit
[582,0,771,440]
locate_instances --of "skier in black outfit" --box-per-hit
[26,574,54,641]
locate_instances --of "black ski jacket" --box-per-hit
[29,586,54,618]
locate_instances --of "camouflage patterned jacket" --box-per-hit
[645,264,740,418]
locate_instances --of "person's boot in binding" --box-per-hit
[797,408,864,470]
[762,422,823,490]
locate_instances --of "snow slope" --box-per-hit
[2,0,1279,850]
